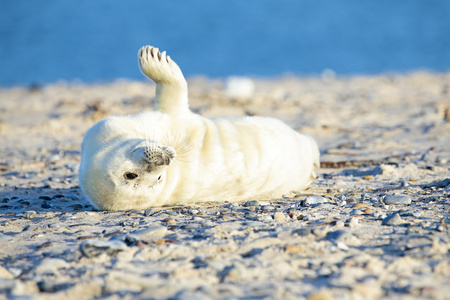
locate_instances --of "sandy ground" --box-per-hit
[0,72,449,299]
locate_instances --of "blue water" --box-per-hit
[1,1,450,86]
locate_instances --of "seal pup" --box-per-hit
[79,45,320,210]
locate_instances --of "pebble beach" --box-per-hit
[0,72,449,299]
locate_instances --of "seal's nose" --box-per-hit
[142,145,175,167]
[143,145,165,165]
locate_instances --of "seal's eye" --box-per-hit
[158,175,162,181]
[124,172,138,180]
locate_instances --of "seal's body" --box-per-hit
[79,46,319,210]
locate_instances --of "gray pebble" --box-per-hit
[24,211,37,219]
[383,195,412,205]
[242,221,265,227]
[412,210,422,218]
[244,200,260,207]
[326,229,354,242]
[257,214,274,222]
[338,195,347,206]
[304,196,328,206]
[400,181,410,187]
[41,201,53,209]
[133,226,168,238]
[201,220,215,227]
[317,267,333,277]
[261,205,275,211]
[183,223,202,230]
[336,241,349,251]
[435,178,450,188]
[244,213,258,220]
[47,154,61,162]
[436,225,446,232]
[80,240,128,258]
[66,194,79,201]
[382,213,404,226]
[373,211,387,220]
[48,177,63,183]
[37,281,74,293]
[224,203,238,208]
[188,209,199,215]
[292,227,313,237]
[351,209,364,215]
[144,208,154,216]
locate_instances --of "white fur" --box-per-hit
[79,45,319,210]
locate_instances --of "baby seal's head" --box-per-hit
[79,138,176,211]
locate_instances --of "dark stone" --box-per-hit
[41,201,53,209]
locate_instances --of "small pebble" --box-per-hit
[351,209,364,215]
[273,212,289,221]
[284,245,302,253]
[182,223,202,230]
[144,208,154,216]
[304,196,328,205]
[41,201,53,209]
[47,154,61,162]
[257,214,273,222]
[412,210,422,218]
[292,228,313,237]
[326,230,353,242]
[163,217,175,223]
[80,240,128,258]
[66,194,79,201]
[436,225,446,232]
[336,241,349,251]
[383,195,412,205]
[382,213,404,226]
[334,220,345,228]
[347,217,359,227]
[133,226,168,238]
[400,181,410,187]
[261,205,275,211]
[188,209,199,215]
[37,281,73,293]
[244,200,260,207]
[24,211,37,219]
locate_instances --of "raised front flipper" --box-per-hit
[138,45,189,116]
